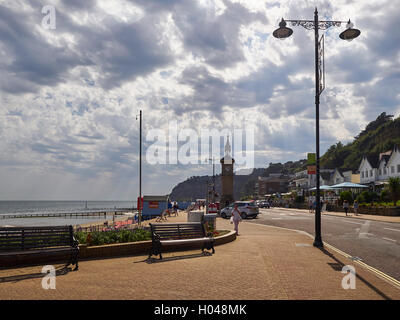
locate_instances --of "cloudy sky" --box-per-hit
[0,0,399,200]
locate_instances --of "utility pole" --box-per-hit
[313,8,323,248]
[209,157,216,203]
[139,110,142,227]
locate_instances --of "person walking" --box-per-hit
[308,199,313,213]
[167,200,172,216]
[173,202,179,216]
[343,200,349,216]
[353,200,359,216]
[231,204,242,236]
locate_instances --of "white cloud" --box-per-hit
[0,0,399,199]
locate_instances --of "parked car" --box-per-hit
[219,205,233,219]
[219,201,259,219]
[235,201,259,219]
[259,201,270,208]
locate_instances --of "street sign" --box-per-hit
[307,153,316,165]
[307,165,316,175]
[149,201,159,209]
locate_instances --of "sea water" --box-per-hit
[0,201,135,227]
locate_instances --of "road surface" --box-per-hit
[245,207,400,281]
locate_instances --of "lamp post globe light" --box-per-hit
[273,8,360,248]
[273,18,293,39]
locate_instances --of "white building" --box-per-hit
[359,155,378,184]
[359,146,400,186]
[386,146,400,178]
[293,170,309,189]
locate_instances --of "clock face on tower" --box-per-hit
[224,166,231,174]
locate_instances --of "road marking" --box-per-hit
[323,242,400,288]
[384,227,400,233]
[250,222,400,289]
[382,237,397,243]
[359,221,371,239]
[341,220,363,225]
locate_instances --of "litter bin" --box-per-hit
[203,213,217,233]
[187,210,204,222]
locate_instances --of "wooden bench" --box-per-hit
[148,222,215,260]
[0,226,79,270]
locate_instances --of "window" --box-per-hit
[370,170,373,176]
[398,165,400,173]
[379,169,382,175]
[384,168,387,175]
[391,166,395,174]
[361,172,364,178]
[366,171,368,178]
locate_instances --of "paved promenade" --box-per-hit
[1,212,399,300]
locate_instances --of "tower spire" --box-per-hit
[224,135,231,156]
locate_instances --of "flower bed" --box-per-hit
[75,228,151,246]
[75,228,231,247]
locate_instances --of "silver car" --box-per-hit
[219,201,259,219]
[219,205,233,219]
[234,201,259,219]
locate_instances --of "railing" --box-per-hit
[0,209,136,220]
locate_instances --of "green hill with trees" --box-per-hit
[320,112,400,171]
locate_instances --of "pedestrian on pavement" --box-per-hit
[173,202,179,216]
[308,199,313,213]
[353,200,359,216]
[343,200,349,216]
[167,200,172,216]
[312,200,317,213]
[321,200,326,213]
[231,204,242,236]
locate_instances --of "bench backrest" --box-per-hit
[149,223,206,241]
[0,226,74,252]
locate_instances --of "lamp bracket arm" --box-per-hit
[285,19,344,30]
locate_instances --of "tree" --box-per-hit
[388,177,400,203]
[380,189,391,202]
[340,191,353,204]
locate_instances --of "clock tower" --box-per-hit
[220,136,235,208]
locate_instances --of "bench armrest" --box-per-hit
[152,232,161,242]
[72,236,79,248]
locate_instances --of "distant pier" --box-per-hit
[0,209,137,220]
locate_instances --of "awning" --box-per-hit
[309,185,334,190]
[329,182,368,188]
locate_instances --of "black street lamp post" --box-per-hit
[273,8,360,248]
[136,110,143,227]
[209,157,216,203]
